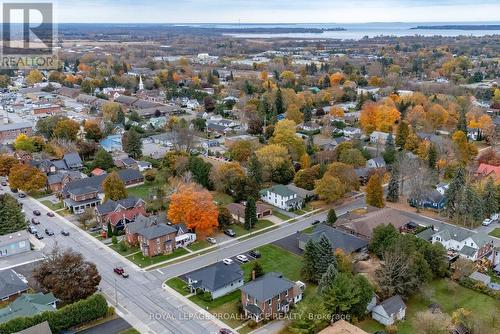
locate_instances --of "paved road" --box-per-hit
[78,317,131,334]
[2,185,225,334]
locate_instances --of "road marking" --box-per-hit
[156,269,164,274]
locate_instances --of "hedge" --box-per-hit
[0,294,108,334]
[459,277,500,299]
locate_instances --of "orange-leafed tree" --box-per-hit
[360,100,400,134]
[9,164,47,193]
[167,183,218,238]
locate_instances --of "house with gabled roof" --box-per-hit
[371,295,406,326]
[260,184,311,211]
[186,262,244,299]
[298,223,368,254]
[0,269,28,301]
[95,196,146,230]
[240,272,304,322]
[0,293,57,324]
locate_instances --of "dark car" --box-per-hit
[31,218,40,225]
[61,230,70,236]
[33,210,41,216]
[18,193,26,198]
[47,212,55,217]
[224,229,236,237]
[249,250,261,258]
[45,229,54,236]
[89,226,101,233]
[1,181,7,186]
[114,267,125,275]
[219,329,235,334]
[312,220,321,225]
[35,233,44,240]
[10,188,18,193]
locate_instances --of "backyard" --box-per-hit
[357,279,500,334]
[127,180,160,200]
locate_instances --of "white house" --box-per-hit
[137,161,152,172]
[366,157,386,169]
[343,126,361,138]
[260,184,303,211]
[370,131,390,145]
[372,295,406,326]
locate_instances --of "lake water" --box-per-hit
[192,22,500,40]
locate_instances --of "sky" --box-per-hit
[8,0,500,23]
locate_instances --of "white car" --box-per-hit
[236,255,249,263]
[207,237,217,244]
[482,218,493,226]
[222,258,233,265]
[491,213,499,222]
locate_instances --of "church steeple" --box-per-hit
[139,75,144,90]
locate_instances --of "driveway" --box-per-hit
[272,234,303,255]
[78,317,132,334]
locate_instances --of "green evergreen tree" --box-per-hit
[122,128,142,159]
[383,133,396,164]
[116,110,125,125]
[275,87,285,115]
[483,177,499,218]
[249,262,264,280]
[318,263,338,295]
[247,153,263,185]
[326,208,337,225]
[322,272,360,320]
[464,183,483,226]
[427,143,437,170]
[445,167,466,218]
[303,107,312,123]
[316,235,337,281]
[106,222,113,238]
[395,121,409,148]
[0,194,26,235]
[188,156,212,189]
[386,169,400,202]
[301,240,318,282]
[457,109,467,133]
[93,148,114,170]
[351,275,374,317]
[244,197,258,230]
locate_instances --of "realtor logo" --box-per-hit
[1,2,57,69]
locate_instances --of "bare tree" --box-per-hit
[415,310,452,334]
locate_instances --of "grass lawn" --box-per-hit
[127,181,158,200]
[109,243,140,257]
[489,228,500,238]
[189,289,241,310]
[272,210,292,221]
[239,226,279,241]
[119,329,140,334]
[40,200,63,211]
[212,191,234,206]
[230,219,275,237]
[209,296,244,328]
[165,277,190,296]
[358,279,500,334]
[127,247,189,268]
[241,244,303,282]
[187,240,212,252]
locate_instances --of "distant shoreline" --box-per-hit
[411,25,500,30]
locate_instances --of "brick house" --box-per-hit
[225,202,273,223]
[47,171,82,193]
[241,273,305,322]
[95,197,146,230]
[0,122,33,144]
[136,224,178,257]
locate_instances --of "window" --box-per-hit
[285,290,288,297]
[267,299,272,306]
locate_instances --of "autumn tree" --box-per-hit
[54,119,80,141]
[315,173,347,203]
[395,121,410,147]
[360,100,400,134]
[33,246,101,304]
[286,104,303,124]
[325,162,359,191]
[210,162,246,198]
[102,102,122,123]
[84,120,102,141]
[14,134,45,152]
[270,119,306,160]
[167,183,219,238]
[255,144,290,181]
[338,148,366,167]
[102,172,127,201]
[93,148,114,170]
[0,155,18,176]
[26,69,43,85]
[452,130,477,165]
[294,165,321,190]
[366,173,384,208]
[0,194,26,235]
[228,140,255,164]
[9,164,47,193]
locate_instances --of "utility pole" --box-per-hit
[114,278,118,306]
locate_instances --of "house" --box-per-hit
[136,223,178,257]
[62,169,144,214]
[416,223,493,261]
[366,157,386,169]
[95,196,146,230]
[137,161,152,172]
[114,157,138,169]
[408,190,445,210]
[100,134,123,152]
[13,321,52,334]
[0,231,31,259]
[241,272,304,322]
[343,126,361,138]
[0,293,57,324]
[225,202,273,223]
[370,131,390,145]
[355,168,371,185]
[0,269,28,301]
[318,320,369,334]
[260,184,304,211]
[476,163,500,182]
[468,271,491,285]
[90,168,107,177]
[298,121,321,132]
[467,128,481,141]
[47,170,82,192]
[436,182,449,195]
[372,295,406,326]
[298,224,368,254]
[0,122,33,143]
[186,262,244,299]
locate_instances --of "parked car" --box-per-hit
[89,226,101,233]
[222,258,233,265]
[61,230,70,236]
[206,237,217,244]
[491,213,499,222]
[312,220,321,225]
[224,229,236,237]
[249,250,261,258]
[11,188,18,193]
[113,267,128,278]
[45,228,54,236]
[35,233,44,240]
[482,218,493,226]
[18,193,26,198]
[31,218,40,225]
[236,254,249,263]
[47,212,55,217]
[1,181,7,186]
[27,226,38,234]
[219,329,235,334]
[33,210,41,216]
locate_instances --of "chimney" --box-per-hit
[251,270,256,281]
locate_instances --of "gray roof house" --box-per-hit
[372,295,406,326]
[0,269,28,301]
[366,157,386,169]
[0,231,31,259]
[260,184,310,211]
[468,271,491,286]
[185,262,244,299]
[298,224,368,254]
[0,292,57,323]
